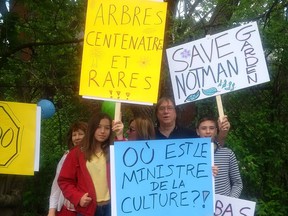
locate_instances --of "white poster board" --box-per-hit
[166,22,270,105]
[215,194,256,216]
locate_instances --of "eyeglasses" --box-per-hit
[158,106,175,112]
[129,127,136,132]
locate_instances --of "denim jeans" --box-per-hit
[95,202,111,216]
[77,202,111,216]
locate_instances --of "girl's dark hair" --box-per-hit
[66,121,88,150]
[83,112,112,161]
[196,116,217,129]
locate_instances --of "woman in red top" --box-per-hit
[58,112,124,216]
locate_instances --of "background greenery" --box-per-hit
[0,0,287,215]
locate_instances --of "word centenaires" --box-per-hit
[86,3,165,51]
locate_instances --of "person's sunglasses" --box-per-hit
[129,127,136,132]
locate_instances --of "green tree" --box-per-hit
[0,0,288,215]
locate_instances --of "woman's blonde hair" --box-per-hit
[133,116,155,140]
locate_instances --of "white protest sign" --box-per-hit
[214,194,256,216]
[166,22,270,105]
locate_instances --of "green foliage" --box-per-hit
[1,0,288,215]
[224,89,288,215]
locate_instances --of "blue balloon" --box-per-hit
[37,99,56,119]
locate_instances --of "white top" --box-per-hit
[49,152,75,211]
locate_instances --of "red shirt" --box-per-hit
[58,146,110,216]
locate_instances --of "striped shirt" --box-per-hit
[214,146,243,198]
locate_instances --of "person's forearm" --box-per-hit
[217,116,230,146]
[230,182,243,198]
[216,130,228,146]
[47,208,57,216]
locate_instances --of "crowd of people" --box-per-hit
[46,96,242,216]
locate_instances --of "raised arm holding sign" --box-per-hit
[58,112,126,216]
[196,116,243,198]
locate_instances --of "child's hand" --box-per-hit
[218,115,230,131]
[212,165,219,177]
[112,120,124,140]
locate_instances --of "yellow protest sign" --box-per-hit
[0,101,38,175]
[79,0,167,104]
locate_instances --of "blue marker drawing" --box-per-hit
[185,90,200,102]
[202,87,219,96]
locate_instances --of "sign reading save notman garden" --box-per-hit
[166,22,270,105]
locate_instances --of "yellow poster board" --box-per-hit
[0,101,38,175]
[79,0,167,104]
